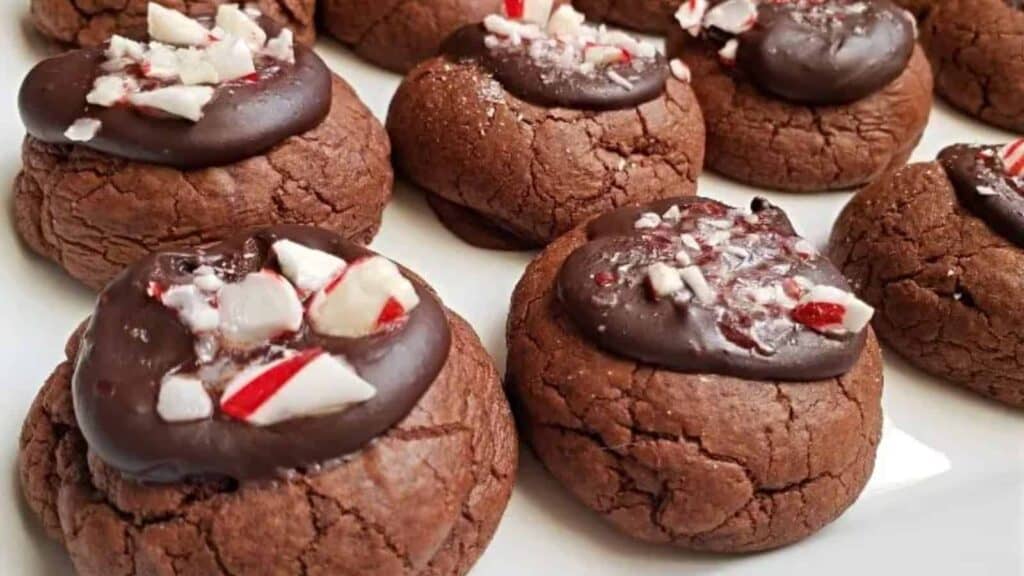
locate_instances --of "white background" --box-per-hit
[1,4,1022,574]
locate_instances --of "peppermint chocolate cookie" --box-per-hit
[320,0,503,72]
[18,226,518,575]
[829,142,1024,407]
[30,0,315,48]
[508,196,883,551]
[14,4,392,290]
[667,0,932,192]
[387,4,704,249]
[922,0,1024,133]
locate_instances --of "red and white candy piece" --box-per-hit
[504,0,552,23]
[272,239,347,296]
[160,283,219,332]
[584,45,629,66]
[308,256,420,338]
[128,85,215,122]
[703,0,758,34]
[147,3,210,46]
[217,270,304,346]
[157,373,214,422]
[1000,139,1024,178]
[220,348,376,426]
[215,4,267,52]
[674,0,709,35]
[791,286,874,334]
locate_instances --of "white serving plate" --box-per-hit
[1,5,1021,574]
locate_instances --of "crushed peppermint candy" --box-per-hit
[64,117,102,142]
[587,199,874,354]
[64,2,296,139]
[1000,139,1024,177]
[482,3,661,89]
[149,239,421,426]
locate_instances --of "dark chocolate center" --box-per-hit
[18,43,331,169]
[939,143,1024,248]
[734,0,915,105]
[442,24,669,111]
[72,226,451,483]
[558,197,867,381]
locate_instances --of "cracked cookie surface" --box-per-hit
[320,0,502,73]
[13,75,393,290]
[506,224,884,552]
[828,162,1024,407]
[386,57,704,248]
[30,0,316,47]
[667,30,932,192]
[922,0,1024,133]
[19,313,517,576]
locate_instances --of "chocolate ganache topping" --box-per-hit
[19,4,331,170]
[443,5,670,110]
[73,226,451,483]
[679,0,915,105]
[558,197,874,381]
[939,142,1024,248]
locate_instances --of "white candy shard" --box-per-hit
[521,0,554,25]
[800,285,874,333]
[218,270,304,345]
[106,35,146,61]
[674,0,709,35]
[64,118,102,142]
[204,37,256,82]
[157,373,213,422]
[718,38,739,63]
[161,284,220,332]
[674,250,692,266]
[584,44,627,65]
[647,263,684,297]
[703,0,758,34]
[220,351,377,426]
[680,265,715,304]
[193,266,224,292]
[263,28,295,63]
[143,42,181,79]
[547,4,586,36]
[176,47,220,84]
[669,58,691,83]
[272,239,347,295]
[662,205,682,221]
[215,4,267,51]
[128,85,215,121]
[607,69,633,90]
[148,3,210,46]
[634,212,662,229]
[308,256,421,338]
[87,75,132,106]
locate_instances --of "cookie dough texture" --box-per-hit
[14,76,392,291]
[828,162,1024,408]
[574,0,680,33]
[387,58,705,248]
[19,313,517,576]
[667,32,932,192]
[320,0,501,73]
[30,0,316,47]
[922,0,1024,133]
[507,226,884,551]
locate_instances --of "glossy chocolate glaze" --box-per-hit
[73,226,451,483]
[734,0,915,105]
[559,197,867,381]
[940,144,1024,248]
[442,24,668,110]
[18,44,331,169]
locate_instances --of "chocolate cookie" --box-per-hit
[30,0,316,48]
[18,226,518,575]
[667,0,932,192]
[388,5,705,249]
[14,5,392,289]
[829,142,1024,407]
[922,0,1024,133]
[508,196,884,551]
[574,0,680,33]
[320,0,503,73]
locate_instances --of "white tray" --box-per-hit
[2,6,1022,574]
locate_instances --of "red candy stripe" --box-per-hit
[221,348,324,420]
[1001,139,1024,177]
[504,0,525,18]
[791,302,845,330]
[376,297,406,327]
